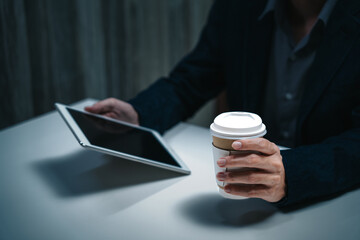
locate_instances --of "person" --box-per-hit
[85,0,360,207]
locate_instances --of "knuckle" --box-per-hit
[272,143,280,152]
[256,138,267,148]
[247,173,257,183]
[109,97,117,104]
[247,154,259,165]
[272,175,281,185]
[272,159,284,172]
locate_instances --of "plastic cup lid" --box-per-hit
[210,112,266,139]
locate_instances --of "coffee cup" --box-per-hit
[210,112,266,199]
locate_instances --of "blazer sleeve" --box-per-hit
[277,104,360,207]
[128,0,226,134]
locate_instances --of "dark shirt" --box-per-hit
[129,0,360,207]
[260,0,338,147]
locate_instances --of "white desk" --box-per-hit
[0,99,359,240]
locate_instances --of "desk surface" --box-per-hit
[0,99,359,240]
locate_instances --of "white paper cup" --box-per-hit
[210,112,266,199]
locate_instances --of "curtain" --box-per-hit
[0,0,213,129]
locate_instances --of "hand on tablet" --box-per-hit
[85,98,139,125]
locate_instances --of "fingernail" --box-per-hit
[224,186,231,193]
[217,172,226,181]
[232,141,242,149]
[217,158,226,167]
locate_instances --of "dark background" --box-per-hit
[0,0,214,130]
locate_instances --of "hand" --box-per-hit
[216,138,286,202]
[85,98,139,125]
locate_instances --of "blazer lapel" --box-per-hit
[297,1,360,133]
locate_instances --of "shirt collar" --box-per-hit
[258,0,338,26]
[318,0,338,25]
[258,0,277,21]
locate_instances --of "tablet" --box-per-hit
[55,103,190,175]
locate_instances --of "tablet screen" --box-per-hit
[67,108,181,167]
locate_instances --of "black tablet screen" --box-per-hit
[67,108,180,167]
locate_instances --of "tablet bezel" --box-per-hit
[55,103,190,175]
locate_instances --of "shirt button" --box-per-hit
[282,131,290,139]
[285,92,294,100]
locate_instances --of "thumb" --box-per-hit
[84,105,99,113]
[232,140,242,150]
[84,105,93,111]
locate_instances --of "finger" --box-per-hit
[218,154,271,170]
[85,98,117,113]
[104,112,117,119]
[84,106,93,112]
[232,138,278,155]
[217,171,280,186]
[224,184,271,199]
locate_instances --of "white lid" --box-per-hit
[210,112,266,139]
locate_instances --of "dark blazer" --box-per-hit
[129,0,360,206]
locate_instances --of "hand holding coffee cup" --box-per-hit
[210,112,286,202]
